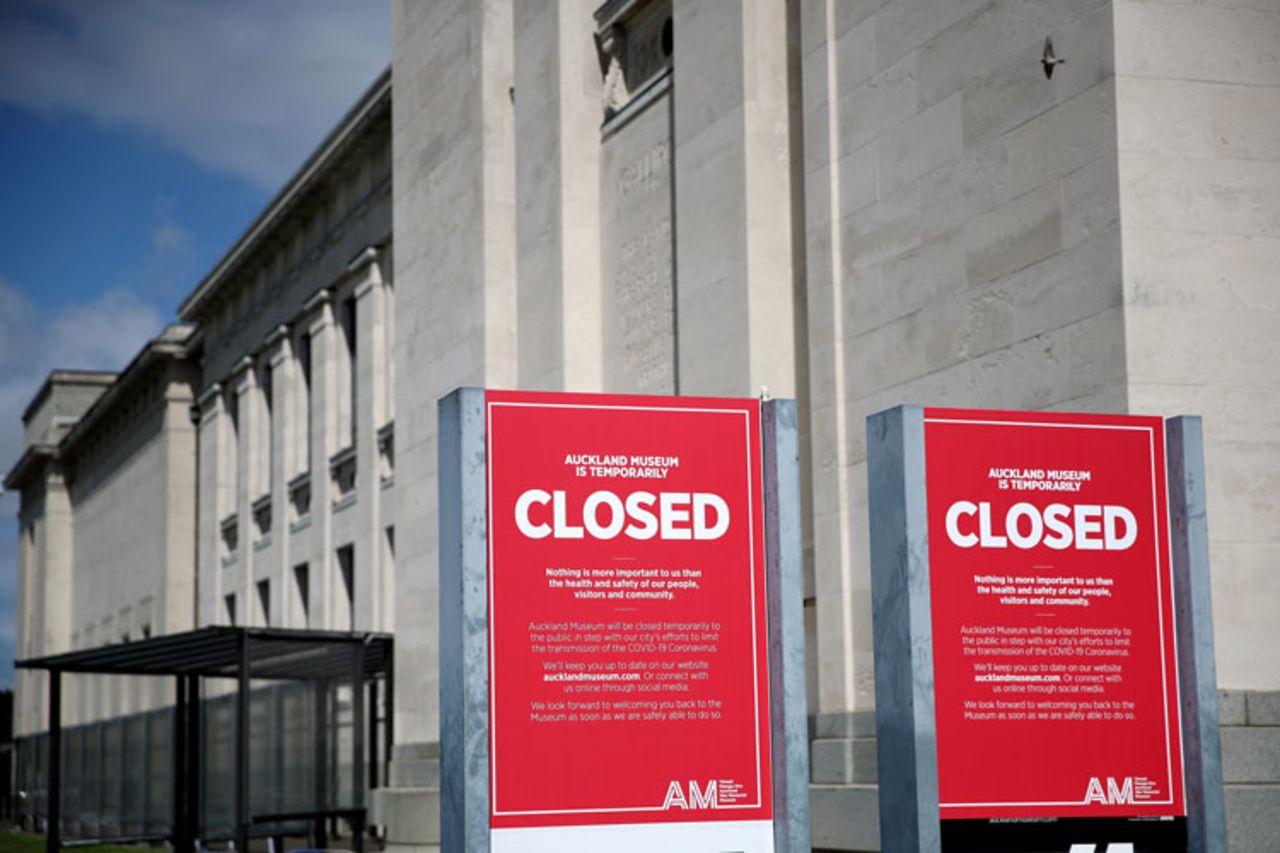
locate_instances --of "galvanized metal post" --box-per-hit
[367,679,378,793]
[186,674,201,849]
[173,675,188,852]
[352,640,366,807]
[383,643,394,788]
[438,387,490,853]
[351,638,366,853]
[866,405,941,853]
[46,670,61,853]
[1166,417,1227,853]
[313,680,329,850]
[235,634,250,853]
[761,398,813,853]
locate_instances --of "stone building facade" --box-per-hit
[180,70,394,644]
[6,332,199,832]
[7,1,1279,850]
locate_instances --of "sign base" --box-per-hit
[492,819,775,852]
[941,816,1187,852]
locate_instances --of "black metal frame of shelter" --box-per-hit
[16,626,394,853]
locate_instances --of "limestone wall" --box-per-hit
[1114,0,1280,692]
[194,134,392,387]
[391,0,517,747]
[802,0,1126,716]
[66,360,197,725]
[184,86,395,675]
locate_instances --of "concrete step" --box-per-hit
[389,741,441,787]
[811,737,879,784]
[1245,690,1280,726]
[370,786,439,846]
[814,710,878,740]
[1221,725,1280,784]
[390,755,441,787]
[1219,689,1280,726]
[1225,783,1280,853]
[391,741,440,762]
[810,783,880,852]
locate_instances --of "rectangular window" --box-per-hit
[383,526,396,627]
[337,544,355,631]
[340,297,357,446]
[256,579,271,627]
[260,362,274,494]
[294,563,310,628]
[225,593,237,627]
[297,332,312,474]
[225,390,240,514]
[383,281,394,423]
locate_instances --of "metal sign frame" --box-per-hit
[866,405,1225,853]
[438,387,810,852]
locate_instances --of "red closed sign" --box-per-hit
[923,408,1184,820]
[485,390,773,836]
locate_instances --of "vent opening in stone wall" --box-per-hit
[257,579,271,628]
[258,360,273,498]
[337,545,354,631]
[294,562,310,629]
[225,388,240,517]
[340,297,357,447]
[297,331,312,476]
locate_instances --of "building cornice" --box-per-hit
[3,444,57,492]
[58,326,197,457]
[196,382,224,412]
[177,67,392,323]
[20,371,116,425]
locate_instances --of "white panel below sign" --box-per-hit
[491,819,775,853]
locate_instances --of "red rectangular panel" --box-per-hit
[923,408,1184,820]
[486,390,772,829]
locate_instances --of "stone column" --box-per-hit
[264,325,292,629]
[302,289,335,632]
[38,467,73,658]
[795,6,880,848]
[384,1,518,849]
[514,0,603,392]
[391,0,515,747]
[350,247,389,631]
[14,511,36,737]
[797,0,860,722]
[229,357,257,629]
[671,0,798,398]
[196,383,223,628]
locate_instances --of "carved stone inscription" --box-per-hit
[600,88,675,394]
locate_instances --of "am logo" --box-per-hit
[1084,776,1135,805]
[662,779,718,810]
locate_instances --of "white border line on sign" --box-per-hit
[486,400,768,818]
[923,416,1182,811]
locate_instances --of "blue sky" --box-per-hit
[0,0,391,687]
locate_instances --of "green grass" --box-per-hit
[0,831,155,853]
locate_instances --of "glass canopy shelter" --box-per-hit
[16,626,394,853]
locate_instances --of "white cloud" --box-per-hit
[0,278,164,492]
[150,196,193,256]
[0,525,15,686]
[0,0,390,191]
[0,278,164,684]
